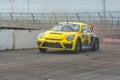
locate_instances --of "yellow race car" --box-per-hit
[37,22,99,53]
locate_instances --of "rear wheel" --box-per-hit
[39,48,47,53]
[74,39,81,53]
[92,39,99,51]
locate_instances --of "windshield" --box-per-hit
[52,24,80,32]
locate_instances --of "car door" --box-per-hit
[81,25,92,47]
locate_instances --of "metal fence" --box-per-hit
[0,12,120,35]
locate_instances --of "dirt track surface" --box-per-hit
[0,43,120,80]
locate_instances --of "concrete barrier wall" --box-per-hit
[0,29,42,50]
[0,29,13,50]
[14,30,41,49]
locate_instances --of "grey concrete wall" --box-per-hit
[14,30,41,49]
[0,29,42,50]
[0,29,13,50]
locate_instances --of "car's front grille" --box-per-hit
[64,44,72,49]
[45,38,62,41]
[42,42,62,48]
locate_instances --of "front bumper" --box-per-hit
[37,39,74,50]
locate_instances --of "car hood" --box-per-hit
[44,31,76,40]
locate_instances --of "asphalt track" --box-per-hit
[0,43,120,80]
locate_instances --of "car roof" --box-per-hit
[58,22,88,26]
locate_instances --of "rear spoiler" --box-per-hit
[88,24,96,30]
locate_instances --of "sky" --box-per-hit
[0,0,120,12]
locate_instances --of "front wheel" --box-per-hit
[74,39,81,53]
[91,39,99,51]
[39,48,47,53]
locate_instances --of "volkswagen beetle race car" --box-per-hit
[37,22,99,53]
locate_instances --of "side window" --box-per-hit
[70,24,80,32]
[82,26,92,33]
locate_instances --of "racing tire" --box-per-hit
[39,48,47,53]
[91,39,99,51]
[74,39,81,53]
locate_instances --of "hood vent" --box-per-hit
[50,32,62,35]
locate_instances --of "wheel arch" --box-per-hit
[72,37,82,50]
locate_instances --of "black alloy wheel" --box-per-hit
[92,39,99,51]
[74,39,81,53]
